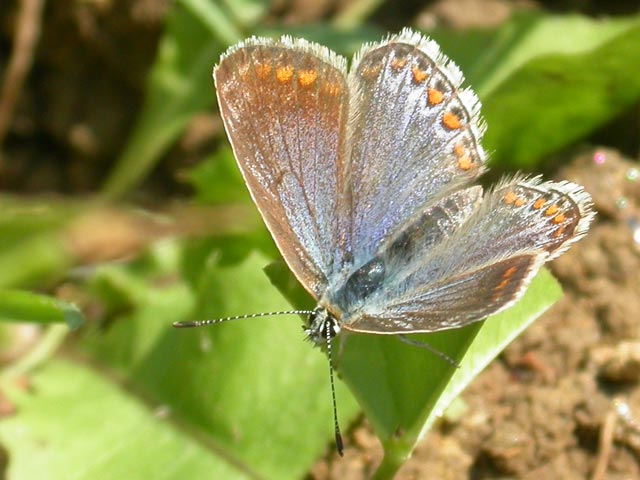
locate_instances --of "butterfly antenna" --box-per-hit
[173,310,315,328]
[398,334,460,368]
[326,320,344,456]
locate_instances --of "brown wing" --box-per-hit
[214,37,350,298]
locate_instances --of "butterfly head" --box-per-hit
[305,306,341,346]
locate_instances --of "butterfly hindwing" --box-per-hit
[344,254,544,333]
[342,177,594,334]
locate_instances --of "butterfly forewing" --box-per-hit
[344,29,487,261]
[214,38,350,298]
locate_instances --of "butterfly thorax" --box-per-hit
[305,256,389,347]
[336,257,386,304]
[323,256,387,322]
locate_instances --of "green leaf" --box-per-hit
[101,1,242,198]
[0,290,84,329]
[432,13,640,169]
[186,147,250,204]
[0,197,79,289]
[473,16,640,169]
[0,360,253,480]
[337,269,562,477]
[4,248,359,479]
[266,257,562,476]
[79,249,359,479]
[473,14,640,99]
[0,233,72,289]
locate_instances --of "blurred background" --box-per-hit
[0,1,639,479]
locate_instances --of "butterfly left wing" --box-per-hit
[342,177,595,334]
[214,37,350,298]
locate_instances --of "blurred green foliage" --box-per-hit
[1,2,639,479]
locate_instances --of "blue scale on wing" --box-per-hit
[327,187,481,316]
[343,39,486,268]
[339,177,592,334]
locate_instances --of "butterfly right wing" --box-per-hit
[343,177,594,334]
[214,37,350,299]
[342,29,487,263]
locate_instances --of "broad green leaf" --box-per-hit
[186,147,249,204]
[483,18,640,168]
[434,15,640,169]
[80,249,359,480]
[338,269,562,477]
[434,14,640,169]
[267,257,562,477]
[101,1,241,198]
[0,233,71,289]
[0,360,252,480]
[0,197,80,288]
[0,290,83,329]
[474,14,640,98]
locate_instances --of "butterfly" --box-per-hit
[175,28,595,454]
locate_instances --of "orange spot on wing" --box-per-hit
[514,197,525,207]
[361,64,382,80]
[553,226,566,238]
[457,156,474,171]
[553,213,566,224]
[545,204,559,216]
[322,82,342,97]
[453,143,474,169]
[428,88,445,105]
[298,69,318,87]
[442,112,462,130]
[533,198,547,210]
[503,191,517,204]
[412,66,428,83]
[254,63,272,79]
[391,58,408,71]
[493,265,520,299]
[276,65,294,83]
[504,266,518,278]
